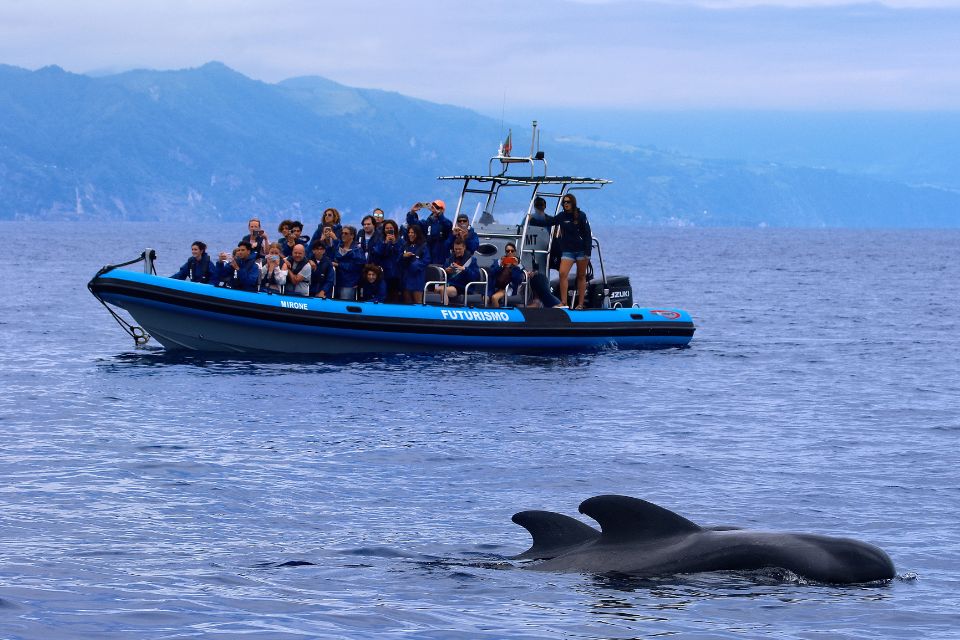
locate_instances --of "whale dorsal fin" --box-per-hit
[579,495,701,542]
[511,510,601,560]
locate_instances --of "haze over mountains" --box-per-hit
[1,62,957,227]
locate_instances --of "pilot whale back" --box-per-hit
[512,495,895,585]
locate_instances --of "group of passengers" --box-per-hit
[172,194,592,309]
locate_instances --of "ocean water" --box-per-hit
[1,222,958,639]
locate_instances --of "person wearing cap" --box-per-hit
[406,199,452,266]
[442,213,479,258]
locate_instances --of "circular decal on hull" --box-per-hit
[651,310,681,320]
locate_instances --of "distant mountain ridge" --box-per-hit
[0,62,957,227]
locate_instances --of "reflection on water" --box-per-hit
[99,348,613,370]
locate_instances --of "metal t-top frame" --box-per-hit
[435,122,612,303]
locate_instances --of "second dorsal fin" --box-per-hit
[511,510,601,560]
[579,495,701,542]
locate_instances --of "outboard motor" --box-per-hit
[602,275,633,308]
[551,274,633,308]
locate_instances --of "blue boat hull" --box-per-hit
[89,270,695,354]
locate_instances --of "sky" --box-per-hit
[1,0,959,110]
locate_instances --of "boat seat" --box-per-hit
[422,263,489,306]
[423,291,445,305]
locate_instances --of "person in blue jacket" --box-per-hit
[171,241,213,283]
[442,213,480,257]
[308,241,336,298]
[331,225,365,300]
[487,242,525,308]
[526,193,592,309]
[211,241,260,292]
[400,223,430,304]
[372,207,386,231]
[358,264,387,303]
[209,249,234,288]
[358,214,383,262]
[280,221,309,259]
[310,208,342,248]
[440,241,481,304]
[238,218,270,262]
[370,219,403,303]
[406,199,452,265]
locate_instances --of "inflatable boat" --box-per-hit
[89,263,694,353]
[89,123,695,353]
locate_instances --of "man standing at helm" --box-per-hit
[406,199,453,265]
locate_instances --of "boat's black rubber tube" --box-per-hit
[90,277,695,339]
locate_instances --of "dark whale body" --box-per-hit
[511,495,895,584]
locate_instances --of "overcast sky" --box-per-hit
[2,0,959,110]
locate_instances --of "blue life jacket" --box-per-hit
[358,278,387,303]
[400,240,430,291]
[309,256,335,297]
[171,254,212,283]
[332,241,365,288]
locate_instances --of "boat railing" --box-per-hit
[557,238,609,310]
[487,120,547,178]
[592,237,607,288]
[516,269,530,307]
[423,264,491,307]
[463,269,489,307]
[424,265,448,304]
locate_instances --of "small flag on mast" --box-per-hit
[502,130,512,157]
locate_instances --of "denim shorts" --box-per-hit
[561,251,588,261]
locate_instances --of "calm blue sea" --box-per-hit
[1,222,958,639]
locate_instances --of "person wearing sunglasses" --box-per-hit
[487,242,525,308]
[526,193,592,309]
[442,213,480,257]
[310,208,342,250]
[372,208,386,231]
